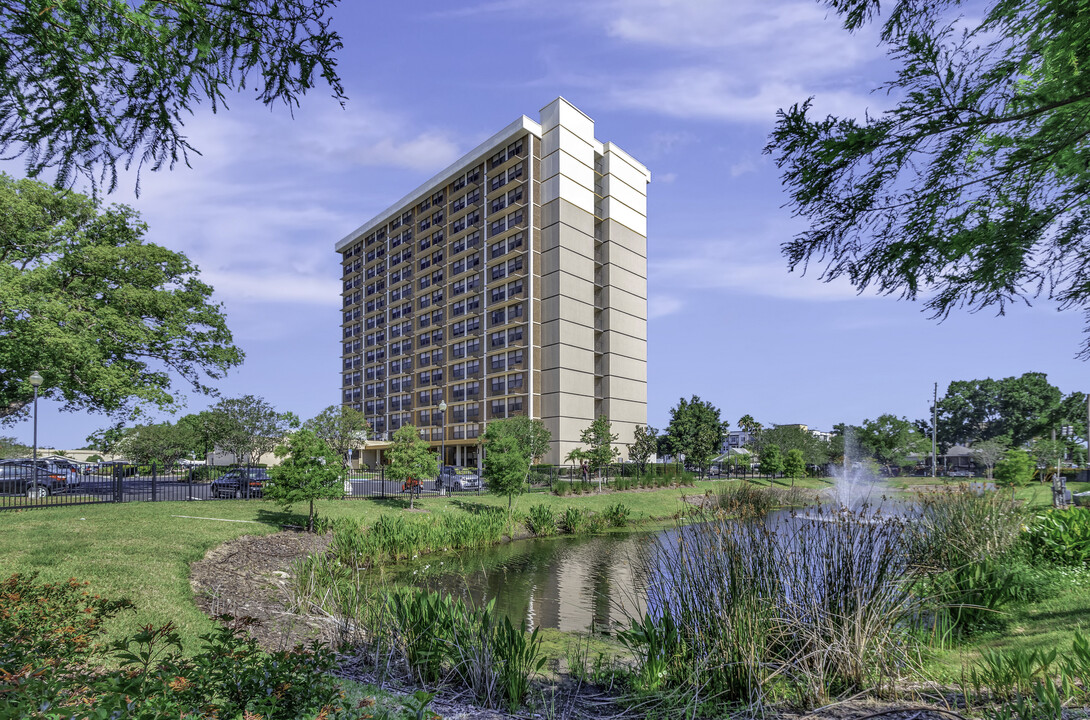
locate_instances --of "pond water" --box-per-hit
[380,529,660,634]
[380,488,915,635]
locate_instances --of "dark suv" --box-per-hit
[210,468,272,499]
[0,465,72,499]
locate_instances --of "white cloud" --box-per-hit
[656,172,678,183]
[648,293,685,318]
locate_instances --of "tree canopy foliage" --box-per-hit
[628,424,658,473]
[304,405,370,469]
[579,415,620,475]
[0,175,243,422]
[932,372,1077,447]
[268,428,343,532]
[0,0,344,193]
[206,395,297,466]
[386,424,437,511]
[482,415,551,464]
[767,0,1090,358]
[662,396,726,475]
[857,414,928,473]
[753,424,830,465]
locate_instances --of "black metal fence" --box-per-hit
[0,463,482,512]
[1,459,771,512]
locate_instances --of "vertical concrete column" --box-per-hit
[538,98,599,464]
[596,143,649,451]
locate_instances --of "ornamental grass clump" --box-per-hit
[624,505,920,712]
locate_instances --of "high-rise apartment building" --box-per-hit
[336,98,648,466]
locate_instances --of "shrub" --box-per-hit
[525,504,557,536]
[0,574,349,720]
[561,507,586,534]
[603,503,632,527]
[552,480,570,496]
[1025,509,1090,566]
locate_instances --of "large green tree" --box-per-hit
[206,395,297,466]
[483,433,532,514]
[0,0,344,192]
[754,425,830,466]
[304,405,370,470]
[114,422,194,467]
[934,373,1064,447]
[767,0,1090,358]
[483,415,551,465]
[663,396,726,477]
[0,176,243,422]
[858,414,928,474]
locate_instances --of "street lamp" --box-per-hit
[438,401,447,470]
[29,372,43,462]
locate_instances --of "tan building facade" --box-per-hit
[336,98,648,466]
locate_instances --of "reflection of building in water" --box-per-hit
[404,533,652,633]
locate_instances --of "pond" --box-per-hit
[378,492,915,635]
[379,529,660,633]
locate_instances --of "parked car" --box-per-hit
[947,469,974,477]
[0,464,73,498]
[0,459,81,486]
[440,466,481,491]
[210,468,271,499]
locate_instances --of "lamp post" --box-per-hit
[29,371,43,462]
[438,401,447,470]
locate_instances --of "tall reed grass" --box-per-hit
[622,505,921,711]
[328,509,509,567]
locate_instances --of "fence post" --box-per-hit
[381,466,386,498]
[187,467,193,501]
[113,464,123,503]
[151,462,158,502]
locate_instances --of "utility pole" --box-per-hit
[932,382,938,479]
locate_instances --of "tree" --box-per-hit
[737,414,763,436]
[267,429,342,533]
[580,415,621,488]
[0,1,345,193]
[971,438,1009,481]
[759,444,784,480]
[0,436,30,459]
[628,425,659,474]
[206,395,297,466]
[934,374,1063,447]
[857,414,928,475]
[663,396,726,478]
[483,415,551,464]
[754,425,830,466]
[766,0,1090,358]
[114,422,193,467]
[386,424,437,511]
[1032,437,1066,482]
[993,449,1035,488]
[304,405,370,470]
[482,416,550,510]
[783,448,806,486]
[174,411,219,460]
[85,423,128,456]
[0,176,243,422]
[484,434,532,515]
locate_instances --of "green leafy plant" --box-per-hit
[1025,509,1090,566]
[561,507,586,534]
[526,504,557,536]
[603,503,632,528]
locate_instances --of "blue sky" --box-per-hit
[7,0,1088,449]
